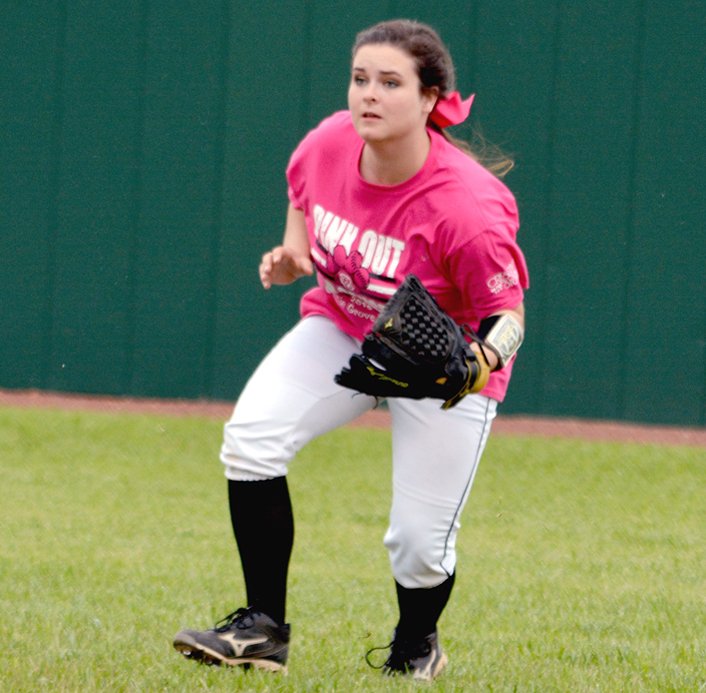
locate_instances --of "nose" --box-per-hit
[362,81,379,102]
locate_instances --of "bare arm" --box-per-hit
[259,204,314,289]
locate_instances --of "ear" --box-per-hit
[421,86,439,116]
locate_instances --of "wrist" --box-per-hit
[470,342,498,371]
[476,312,525,369]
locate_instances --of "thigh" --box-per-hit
[221,316,377,480]
[388,395,497,504]
[385,394,497,586]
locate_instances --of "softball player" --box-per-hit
[173,19,528,680]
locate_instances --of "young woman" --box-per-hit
[173,19,528,680]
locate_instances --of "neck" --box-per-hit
[360,131,431,186]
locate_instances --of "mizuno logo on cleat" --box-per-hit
[221,633,269,657]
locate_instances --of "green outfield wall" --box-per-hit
[2,2,704,426]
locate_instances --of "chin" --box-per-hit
[354,123,388,143]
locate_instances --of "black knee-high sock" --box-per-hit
[395,572,456,640]
[228,477,294,625]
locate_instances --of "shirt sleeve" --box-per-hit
[286,136,310,210]
[286,111,351,211]
[447,224,529,320]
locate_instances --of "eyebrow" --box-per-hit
[352,66,403,77]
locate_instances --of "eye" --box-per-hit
[384,80,399,88]
[353,75,367,86]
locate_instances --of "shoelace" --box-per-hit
[213,607,255,632]
[365,637,431,672]
[365,641,393,670]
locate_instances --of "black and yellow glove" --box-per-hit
[335,274,490,409]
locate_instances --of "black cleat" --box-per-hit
[173,607,290,673]
[367,629,448,681]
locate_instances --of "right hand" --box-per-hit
[259,246,314,289]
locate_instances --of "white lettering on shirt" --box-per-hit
[312,205,405,280]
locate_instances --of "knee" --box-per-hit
[220,416,292,481]
[383,520,455,589]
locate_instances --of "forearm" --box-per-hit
[471,303,525,371]
[281,204,310,258]
[259,204,313,288]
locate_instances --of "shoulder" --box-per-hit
[428,135,518,238]
[286,111,359,204]
[434,133,515,203]
[293,111,358,156]
[317,110,356,133]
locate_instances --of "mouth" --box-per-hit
[361,111,381,119]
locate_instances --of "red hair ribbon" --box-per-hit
[429,91,475,128]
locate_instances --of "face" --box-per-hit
[348,43,437,145]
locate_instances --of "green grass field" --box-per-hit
[1,406,704,692]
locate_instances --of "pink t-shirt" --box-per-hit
[286,111,529,401]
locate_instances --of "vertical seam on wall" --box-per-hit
[202,0,232,398]
[702,310,706,426]
[536,0,563,413]
[41,0,68,389]
[616,0,647,419]
[125,0,149,395]
[297,2,313,135]
[468,0,478,89]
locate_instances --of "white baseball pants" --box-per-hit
[221,315,497,588]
